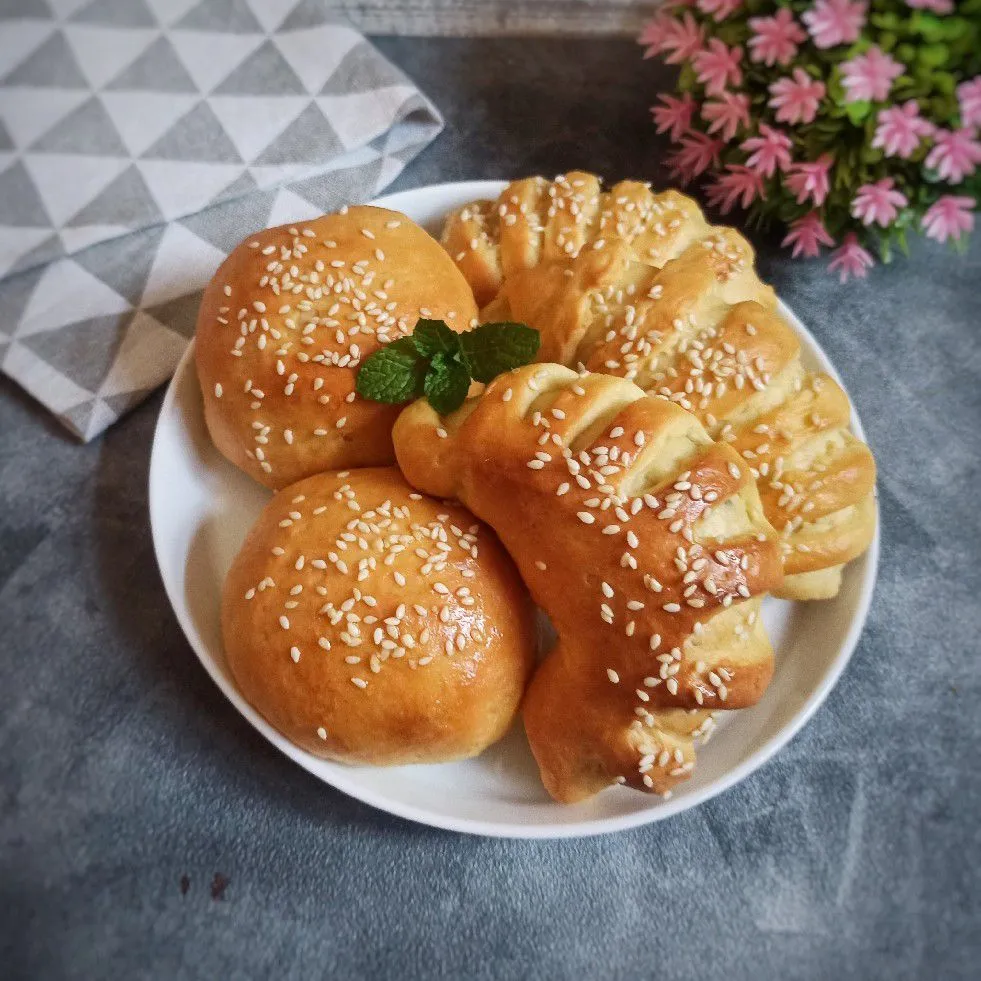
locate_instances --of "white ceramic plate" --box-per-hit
[149,181,878,838]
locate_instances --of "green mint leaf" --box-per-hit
[423,351,471,415]
[412,318,461,359]
[355,338,427,404]
[458,322,541,383]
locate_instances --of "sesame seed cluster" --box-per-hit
[442,173,877,602]
[393,363,784,800]
[223,467,534,766]
[197,206,478,489]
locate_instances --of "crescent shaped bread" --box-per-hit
[196,206,478,490]
[222,467,536,765]
[440,174,876,600]
[393,364,783,802]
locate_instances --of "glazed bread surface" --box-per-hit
[393,364,784,802]
[441,174,876,599]
[197,206,478,489]
[222,467,536,765]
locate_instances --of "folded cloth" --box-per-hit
[0,0,442,440]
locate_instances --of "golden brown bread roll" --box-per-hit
[393,363,783,802]
[441,174,877,600]
[196,206,478,490]
[222,467,536,765]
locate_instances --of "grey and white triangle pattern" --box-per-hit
[0,0,443,440]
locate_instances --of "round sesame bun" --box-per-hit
[221,467,537,766]
[196,207,479,490]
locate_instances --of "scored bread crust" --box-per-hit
[440,173,876,600]
[222,467,536,765]
[393,364,783,803]
[196,206,478,490]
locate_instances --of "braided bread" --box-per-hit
[392,363,783,803]
[440,174,877,600]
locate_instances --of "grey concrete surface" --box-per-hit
[1,38,979,981]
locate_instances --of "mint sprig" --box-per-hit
[355,319,540,415]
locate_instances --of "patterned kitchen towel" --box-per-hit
[0,0,442,440]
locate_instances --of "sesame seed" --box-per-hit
[663,603,681,613]
[527,460,545,470]
[290,646,301,662]
[577,512,595,524]
[279,616,290,630]
[317,727,327,740]
[607,668,620,684]
[351,677,368,689]
[214,383,223,398]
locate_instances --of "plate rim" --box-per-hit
[149,179,880,839]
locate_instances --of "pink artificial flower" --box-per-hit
[904,0,953,13]
[921,195,975,243]
[665,131,725,184]
[828,233,874,282]
[702,91,751,141]
[781,212,835,258]
[638,12,705,64]
[872,101,934,159]
[957,76,981,129]
[802,0,867,50]
[706,165,765,214]
[748,8,807,67]
[769,69,826,126]
[851,178,908,227]
[926,128,981,184]
[840,47,904,103]
[785,154,834,206]
[696,0,743,22]
[692,39,743,96]
[741,124,793,177]
[651,93,697,141]
[664,12,706,65]
[638,12,676,58]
